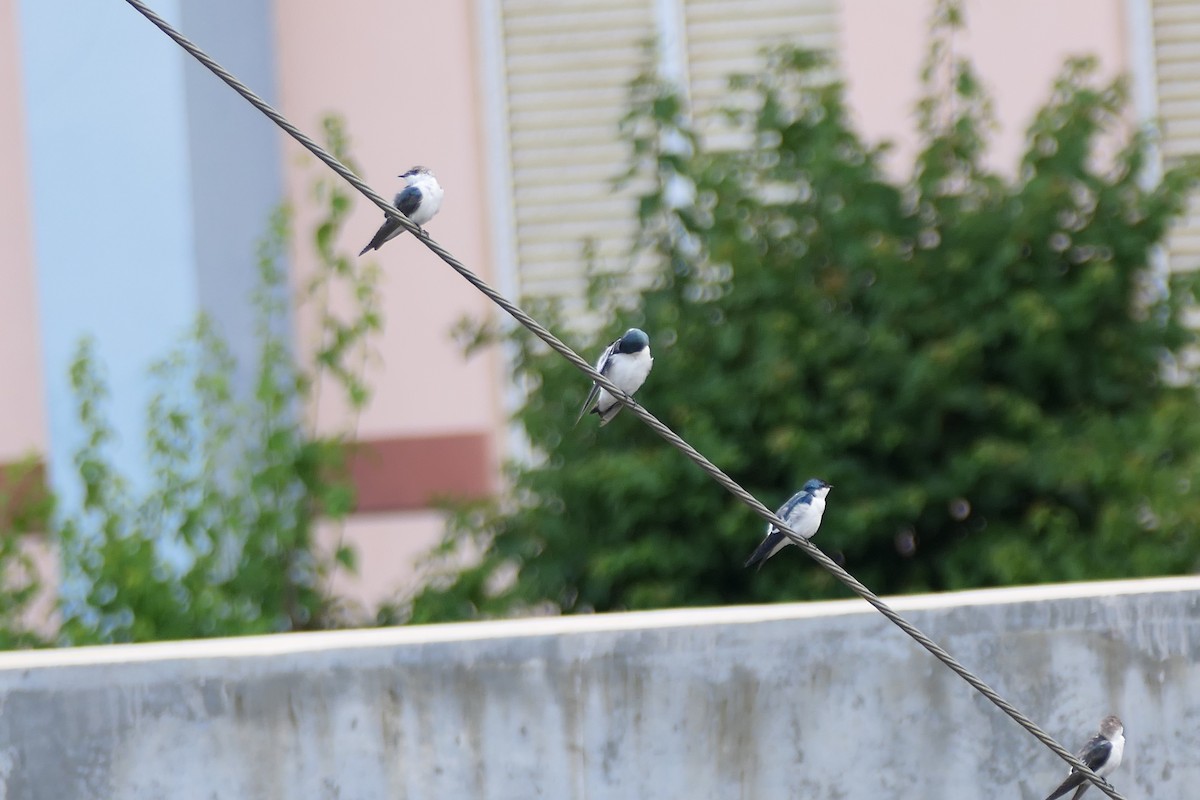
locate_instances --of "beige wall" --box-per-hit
[274,0,502,439]
[318,511,446,618]
[273,0,504,603]
[840,0,1131,174]
[270,0,1141,610]
[0,0,1154,614]
[0,0,46,464]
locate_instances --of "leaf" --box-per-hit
[410,43,1200,623]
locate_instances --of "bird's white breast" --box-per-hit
[786,495,826,539]
[1099,734,1124,777]
[409,175,444,226]
[607,347,653,395]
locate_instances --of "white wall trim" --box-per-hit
[1124,0,1163,186]
[653,0,692,96]
[1124,0,1171,292]
[1,574,1196,671]
[473,0,531,466]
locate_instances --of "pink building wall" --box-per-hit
[0,0,46,465]
[185,0,1158,611]
[1,0,55,637]
[274,0,502,439]
[840,0,1132,175]
[0,0,1162,618]
[273,0,505,607]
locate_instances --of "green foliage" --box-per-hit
[309,116,385,416]
[0,458,53,647]
[0,459,53,535]
[410,44,1200,621]
[56,116,379,644]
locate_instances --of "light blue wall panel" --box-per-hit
[17,0,282,510]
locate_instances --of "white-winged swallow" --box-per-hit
[576,328,653,426]
[744,478,832,570]
[1044,715,1125,800]
[359,166,444,255]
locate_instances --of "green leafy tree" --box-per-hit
[0,459,54,647]
[56,117,380,644]
[410,38,1200,621]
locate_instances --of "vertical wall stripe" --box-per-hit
[19,0,196,507]
[474,0,530,465]
[1148,0,1200,273]
[181,0,285,393]
[16,0,282,509]
[0,0,47,464]
[653,0,691,92]
[1126,0,1164,184]
[1125,0,1170,293]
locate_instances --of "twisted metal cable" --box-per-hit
[121,2,1125,796]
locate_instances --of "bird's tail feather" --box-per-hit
[743,543,771,571]
[743,554,768,571]
[575,386,602,427]
[743,530,784,570]
[1044,773,1085,800]
[359,222,407,256]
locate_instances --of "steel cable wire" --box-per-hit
[119,2,1128,796]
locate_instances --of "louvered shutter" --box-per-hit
[496,0,839,306]
[1152,0,1200,272]
[683,0,840,150]
[499,0,657,307]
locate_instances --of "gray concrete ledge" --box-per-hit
[0,576,1197,799]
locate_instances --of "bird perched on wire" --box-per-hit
[1043,715,1124,800]
[744,478,832,570]
[575,328,653,426]
[359,166,444,255]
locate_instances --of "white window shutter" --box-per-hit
[495,0,839,306]
[498,0,658,307]
[1152,0,1200,272]
[682,0,840,150]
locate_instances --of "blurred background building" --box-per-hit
[0,0,1197,610]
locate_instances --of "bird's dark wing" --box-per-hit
[395,185,423,218]
[575,339,618,425]
[359,187,426,255]
[776,489,813,521]
[743,530,786,570]
[596,338,620,377]
[1077,735,1112,771]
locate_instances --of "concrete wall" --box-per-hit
[0,576,1195,799]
